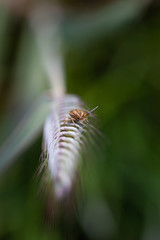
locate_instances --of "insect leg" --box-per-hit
[63,117,70,124]
[81,118,86,123]
[71,118,75,125]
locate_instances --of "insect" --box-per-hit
[64,106,98,125]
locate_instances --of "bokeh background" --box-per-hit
[0,0,160,239]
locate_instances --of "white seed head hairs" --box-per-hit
[40,95,100,201]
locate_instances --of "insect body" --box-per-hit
[64,106,98,125]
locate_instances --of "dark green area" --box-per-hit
[0,1,160,240]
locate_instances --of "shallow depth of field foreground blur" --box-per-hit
[0,1,160,240]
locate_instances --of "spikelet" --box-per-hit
[39,94,100,201]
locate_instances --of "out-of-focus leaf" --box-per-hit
[62,0,150,48]
[0,95,52,174]
[11,27,48,105]
[0,5,12,89]
[0,5,10,60]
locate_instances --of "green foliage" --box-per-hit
[0,1,160,240]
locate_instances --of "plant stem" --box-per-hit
[29,6,66,98]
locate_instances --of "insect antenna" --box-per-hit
[89,106,99,113]
[87,106,98,117]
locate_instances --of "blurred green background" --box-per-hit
[0,0,160,240]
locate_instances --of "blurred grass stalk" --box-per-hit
[29,6,66,97]
[29,8,102,199]
[0,4,100,200]
[0,6,68,174]
[0,0,151,197]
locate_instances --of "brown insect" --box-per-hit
[64,106,98,125]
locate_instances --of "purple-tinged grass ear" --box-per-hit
[39,95,102,201]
